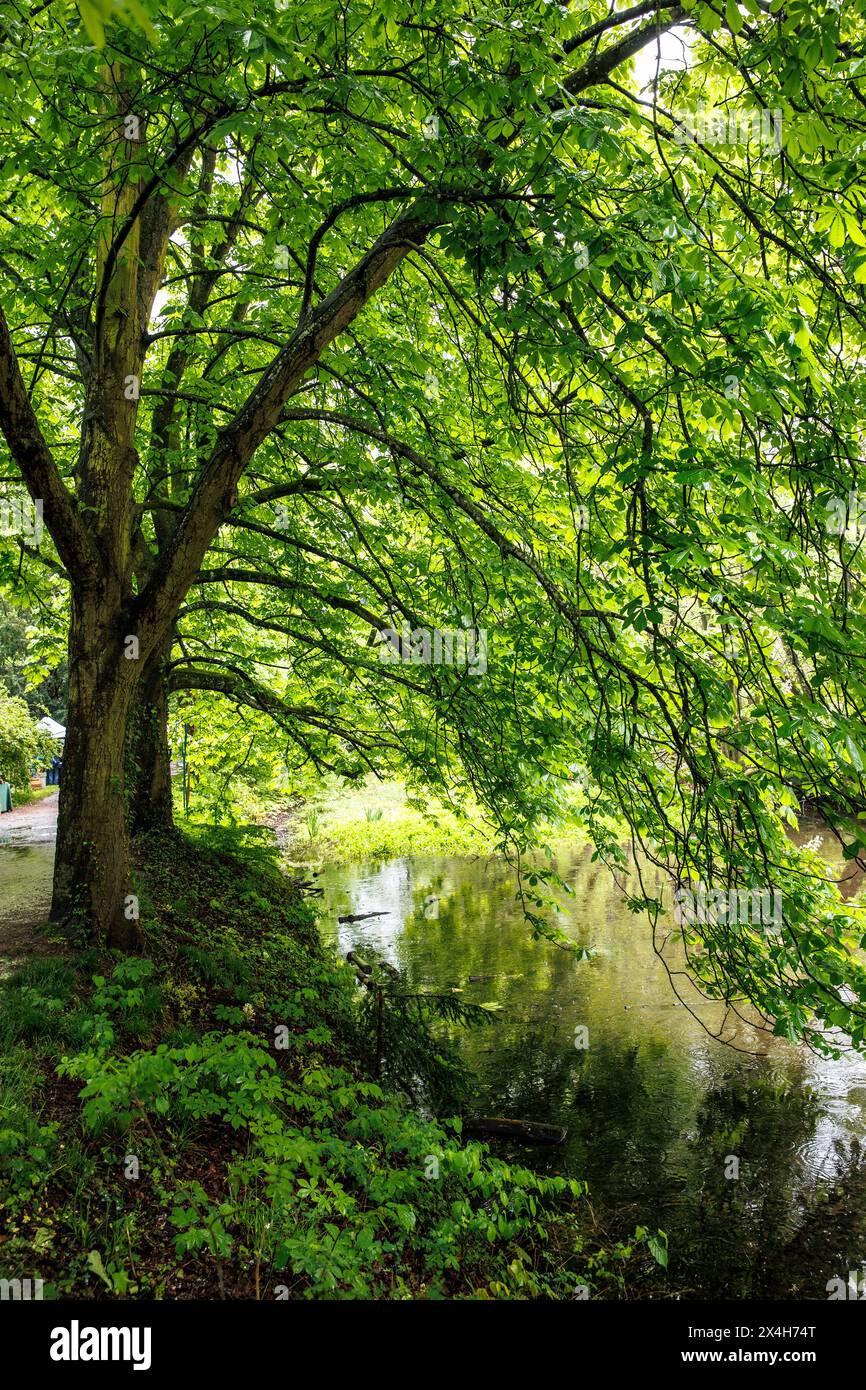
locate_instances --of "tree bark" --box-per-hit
[51,590,141,950]
[127,637,174,836]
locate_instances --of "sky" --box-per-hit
[631,22,693,93]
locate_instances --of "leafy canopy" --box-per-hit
[2,0,866,1047]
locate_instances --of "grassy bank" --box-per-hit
[270,777,599,866]
[270,780,496,864]
[0,826,659,1299]
[3,783,57,810]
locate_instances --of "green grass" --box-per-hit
[282,778,496,864]
[278,777,605,867]
[0,957,79,1050]
[180,773,599,869]
[7,784,59,808]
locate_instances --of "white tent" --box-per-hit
[36,717,66,740]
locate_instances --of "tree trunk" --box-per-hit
[127,637,174,836]
[51,593,141,950]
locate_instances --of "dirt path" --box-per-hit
[0,792,59,971]
[0,790,59,845]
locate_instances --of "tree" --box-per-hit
[0,680,54,790]
[0,0,686,945]
[1,0,866,1056]
[0,597,67,718]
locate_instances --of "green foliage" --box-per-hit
[0,680,55,790]
[0,958,79,1048]
[3,0,866,1050]
[0,598,66,719]
[297,805,491,864]
[0,831,645,1298]
[0,1045,60,1202]
[60,1026,596,1296]
[86,1248,139,1296]
[74,0,156,48]
[282,779,494,864]
[73,958,164,1048]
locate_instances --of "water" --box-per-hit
[317,842,866,1299]
[0,794,58,964]
[0,841,55,970]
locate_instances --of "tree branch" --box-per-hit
[563,6,689,97]
[135,209,436,647]
[0,301,97,578]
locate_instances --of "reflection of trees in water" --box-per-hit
[401,871,529,983]
[782,1138,866,1298]
[677,1073,866,1298]
[459,1030,691,1211]
[463,1038,866,1299]
[460,1024,866,1299]
[335,854,866,1298]
[472,1025,584,1124]
[559,1039,689,1209]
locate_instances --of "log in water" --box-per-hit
[463,1117,568,1146]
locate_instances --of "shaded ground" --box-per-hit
[0,791,58,971]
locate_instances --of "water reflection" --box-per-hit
[0,841,54,928]
[317,843,866,1298]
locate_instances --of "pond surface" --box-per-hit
[0,794,58,963]
[0,840,55,968]
[317,839,866,1299]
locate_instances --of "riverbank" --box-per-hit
[258,776,596,866]
[0,824,656,1299]
[260,780,494,864]
[11,799,860,1299]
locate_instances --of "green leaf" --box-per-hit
[726,0,743,35]
[647,1232,669,1269]
[76,0,105,45]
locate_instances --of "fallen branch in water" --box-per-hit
[463,1117,568,1146]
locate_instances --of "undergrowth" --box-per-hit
[0,825,660,1299]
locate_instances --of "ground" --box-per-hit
[0,789,59,844]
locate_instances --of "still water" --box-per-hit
[0,840,55,974]
[318,841,866,1299]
